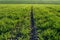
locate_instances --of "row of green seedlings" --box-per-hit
[7,21,21,40]
[7,6,39,40]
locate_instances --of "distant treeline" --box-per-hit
[0,1,60,4]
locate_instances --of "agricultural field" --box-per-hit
[34,4,60,40]
[0,4,60,40]
[0,4,31,40]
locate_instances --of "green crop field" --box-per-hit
[0,4,60,40]
[34,4,60,40]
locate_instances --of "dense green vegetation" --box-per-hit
[34,5,60,40]
[0,4,31,40]
[0,4,60,40]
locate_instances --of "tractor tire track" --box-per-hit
[30,6,38,40]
